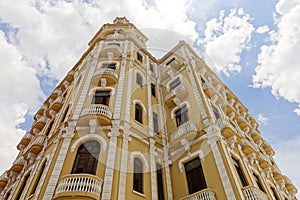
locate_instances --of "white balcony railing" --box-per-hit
[170,121,198,142]
[55,174,102,198]
[180,189,216,200]
[94,68,118,80]
[81,105,112,119]
[242,186,268,200]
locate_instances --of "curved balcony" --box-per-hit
[250,130,262,143]
[0,171,8,189]
[202,82,217,99]
[272,164,284,181]
[165,85,188,107]
[216,118,237,138]
[220,99,236,116]
[54,174,103,200]
[262,141,274,156]
[10,156,26,173]
[242,185,268,200]
[180,188,216,200]
[24,134,47,156]
[32,116,48,131]
[47,96,64,117]
[34,105,48,120]
[100,43,122,58]
[93,68,118,85]
[258,153,271,169]
[65,70,74,83]
[237,116,248,129]
[79,104,112,126]
[17,132,33,150]
[241,138,257,155]
[284,176,297,195]
[170,121,198,150]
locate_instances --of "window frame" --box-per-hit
[153,112,159,134]
[92,91,110,106]
[136,73,143,86]
[151,83,156,97]
[175,105,189,127]
[133,158,143,194]
[232,157,248,187]
[156,163,165,200]
[137,52,143,63]
[135,104,143,124]
[184,158,207,194]
[71,141,100,175]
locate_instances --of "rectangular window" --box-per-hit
[253,173,265,192]
[156,163,165,200]
[169,77,180,91]
[136,73,143,86]
[175,105,188,127]
[150,63,154,72]
[184,158,207,194]
[212,106,220,119]
[92,91,110,106]
[232,158,248,187]
[271,187,280,200]
[137,52,143,63]
[151,83,156,97]
[102,63,116,70]
[153,112,159,134]
[135,104,143,124]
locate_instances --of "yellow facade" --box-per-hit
[0,17,297,200]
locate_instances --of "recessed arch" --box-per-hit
[129,151,149,172]
[70,134,107,153]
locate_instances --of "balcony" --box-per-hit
[32,116,48,131]
[0,171,8,189]
[24,134,47,156]
[100,43,122,58]
[49,96,65,113]
[54,174,103,200]
[79,104,112,126]
[165,85,188,106]
[220,99,236,116]
[216,118,237,138]
[250,130,262,143]
[202,82,217,99]
[17,132,33,150]
[237,116,248,129]
[93,68,118,85]
[180,189,216,200]
[258,154,271,169]
[10,156,26,173]
[241,138,257,155]
[242,185,268,200]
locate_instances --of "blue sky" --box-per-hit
[0,0,299,197]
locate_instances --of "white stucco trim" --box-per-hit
[70,134,107,153]
[97,60,120,70]
[166,74,183,92]
[88,86,115,96]
[178,150,204,173]
[129,151,149,172]
[170,101,190,119]
[133,99,147,114]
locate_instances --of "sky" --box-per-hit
[0,0,300,197]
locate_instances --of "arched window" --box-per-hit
[133,158,143,193]
[72,141,100,175]
[135,104,143,124]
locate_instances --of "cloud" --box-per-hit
[0,30,43,172]
[273,136,300,195]
[256,25,270,34]
[252,0,300,115]
[257,113,269,125]
[197,8,255,76]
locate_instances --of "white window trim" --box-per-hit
[170,101,190,120]
[178,150,204,173]
[135,70,145,86]
[130,151,149,172]
[88,86,115,96]
[70,134,107,153]
[133,99,147,114]
[97,60,120,70]
[166,75,183,92]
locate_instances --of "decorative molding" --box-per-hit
[70,134,107,153]
[129,151,150,172]
[133,99,147,114]
[178,150,204,173]
[170,101,190,119]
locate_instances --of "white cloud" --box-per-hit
[0,30,43,172]
[257,113,269,125]
[256,25,270,34]
[198,8,255,76]
[273,136,300,195]
[252,0,300,115]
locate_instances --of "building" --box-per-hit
[0,17,297,200]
